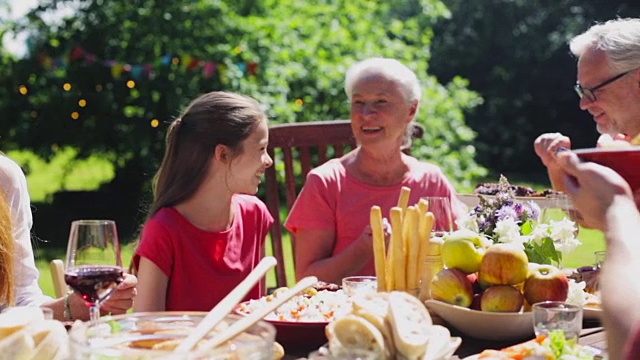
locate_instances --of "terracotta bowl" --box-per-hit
[573,147,640,190]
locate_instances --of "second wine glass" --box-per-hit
[421,196,454,238]
[64,219,124,324]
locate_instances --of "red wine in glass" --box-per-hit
[65,219,123,324]
[64,265,123,306]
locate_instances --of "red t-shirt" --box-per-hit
[133,194,274,311]
[285,157,467,276]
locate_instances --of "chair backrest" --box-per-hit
[263,120,424,288]
[50,259,67,298]
[265,120,356,288]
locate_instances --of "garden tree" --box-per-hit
[0,0,485,241]
[430,0,640,179]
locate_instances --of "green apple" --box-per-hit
[480,285,524,312]
[479,243,529,286]
[430,268,474,308]
[442,230,489,274]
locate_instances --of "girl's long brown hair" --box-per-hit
[130,91,265,274]
[0,189,15,306]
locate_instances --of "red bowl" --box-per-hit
[234,303,329,353]
[573,147,640,190]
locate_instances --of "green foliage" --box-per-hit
[430,0,640,177]
[6,148,115,202]
[1,0,485,191]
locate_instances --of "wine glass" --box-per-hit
[64,220,124,324]
[540,194,579,268]
[421,196,454,238]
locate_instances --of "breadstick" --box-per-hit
[389,207,406,291]
[370,206,387,292]
[397,186,411,211]
[405,207,421,291]
[416,212,435,288]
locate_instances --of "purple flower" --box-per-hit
[495,206,518,221]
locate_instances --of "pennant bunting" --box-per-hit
[34,45,258,80]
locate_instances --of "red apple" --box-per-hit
[523,263,569,305]
[480,285,524,312]
[430,268,474,308]
[479,244,529,286]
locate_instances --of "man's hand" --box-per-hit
[534,132,571,168]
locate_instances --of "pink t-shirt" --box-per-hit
[133,194,273,311]
[285,157,467,276]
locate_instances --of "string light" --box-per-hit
[150,119,159,128]
[78,99,87,107]
[71,112,79,120]
[295,99,303,106]
[126,80,136,89]
[19,85,28,95]
[63,83,72,91]
[172,57,180,65]
[95,84,103,92]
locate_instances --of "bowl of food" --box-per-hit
[425,300,534,341]
[573,147,640,190]
[68,312,277,360]
[235,287,351,353]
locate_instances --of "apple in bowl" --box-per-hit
[523,263,569,305]
[442,230,490,274]
[479,243,529,286]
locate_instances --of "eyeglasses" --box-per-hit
[574,70,631,102]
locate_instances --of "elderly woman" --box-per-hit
[285,57,467,284]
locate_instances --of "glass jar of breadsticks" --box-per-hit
[369,187,444,301]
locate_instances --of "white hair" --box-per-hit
[570,18,640,73]
[344,57,422,103]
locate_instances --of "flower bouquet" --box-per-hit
[458,176,580,266]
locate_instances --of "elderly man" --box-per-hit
[534,18,640,193]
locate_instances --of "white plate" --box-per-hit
[584,306,602,320]
[457,194,557,209]
[462,343,605,360]
[425,300,534,341]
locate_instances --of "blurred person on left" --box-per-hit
[285,58,467,284]
[0,154,137,321]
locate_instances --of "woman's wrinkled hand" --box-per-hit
[100,273,138,315]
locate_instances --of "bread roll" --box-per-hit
[328,315,386,357]
[387,291,432,359]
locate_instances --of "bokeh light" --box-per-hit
[150,119,159,128]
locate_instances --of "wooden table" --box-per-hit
[283,318,607,359]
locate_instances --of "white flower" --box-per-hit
[530,224,551,246]
[549,218,578,242]
[565,279,587,307]
[457,214,479,233]
[494,218,526,246]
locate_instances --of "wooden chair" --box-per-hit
[265,120,356,288]
[50,259,67,298]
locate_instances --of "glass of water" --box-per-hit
[532,301,583,340]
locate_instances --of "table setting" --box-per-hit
[0,170,615,359]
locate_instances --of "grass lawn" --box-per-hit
[35,226,603,298]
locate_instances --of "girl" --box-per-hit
[133,91,274,312]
